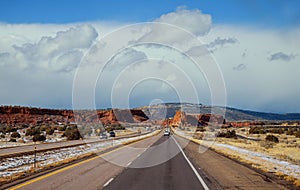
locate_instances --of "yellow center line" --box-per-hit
[10,136,152,190]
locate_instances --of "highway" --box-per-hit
[8,132,289,190]
[104,135,208,190]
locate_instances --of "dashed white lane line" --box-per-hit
[103,177,114,187]
[171,136,210,190]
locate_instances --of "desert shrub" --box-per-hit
[33,134,46,142]
[46,128,54,135]
[10,138,16,142]
[249,127,266,134]
[217,130,236,138]
[39,125,47,131]
[295,131,300,138]
[106,123,125,132]
[58,126,66,131]
[265,134,279,143]
[25,127,40,136]
[11,131,20,138]
[196,126,206,132]
[286,129,294,135]
[268,128,284,134]
[63,126,82,140]
[193,133,204,139]
[221,125,229,129]
[0,125,17,133]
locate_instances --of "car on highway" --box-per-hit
[164,130,170,136]
[109,131,116,137]
[99,132,108,139]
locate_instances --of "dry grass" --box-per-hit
[115,129,136,136]
[173,127,300,185]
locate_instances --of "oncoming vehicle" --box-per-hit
[109,131,116,137]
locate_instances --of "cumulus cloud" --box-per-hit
[54,50,83,72]
[3,24,98,71]
[107,48,148,71]
[269,52,296,62]
[1,7,300,113]
[155,6,211,36]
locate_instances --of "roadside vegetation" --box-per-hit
[0,122,148,144]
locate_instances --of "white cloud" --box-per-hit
[106,48,148,72]
[0,8,300,113]
[11,24,98,71]
[155,6,211,36]
[201,25,300,112]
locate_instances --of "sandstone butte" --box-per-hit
[0,106,257,127]
[0,106,148,126]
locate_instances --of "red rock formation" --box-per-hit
[0,106,149,127]
[171,111,187,126]
[170,110,225,126]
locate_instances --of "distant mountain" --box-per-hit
[138,103,300,121]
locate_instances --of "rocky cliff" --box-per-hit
[170,110,225,126]
[0,106,149,126]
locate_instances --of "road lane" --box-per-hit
[9,133,161,190]
[8,132,291,190]
[175,135,288,190]
[104,135,207,190]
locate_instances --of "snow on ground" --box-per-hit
[0,143,19,148]
[0,131,158,178]
[176,130,300,180]
[214,143,300,179]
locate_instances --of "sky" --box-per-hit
[0,1,300,113]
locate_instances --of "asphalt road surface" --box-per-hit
[104,135,207,190]
[8,132,289,190]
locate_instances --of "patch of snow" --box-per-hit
[0,130,158,178]
[214,143,300,179]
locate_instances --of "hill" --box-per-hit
[138,103,300,121]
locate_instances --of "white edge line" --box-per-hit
[126,161,132,167]
[172,136,210,190]
[103,177,114,187]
